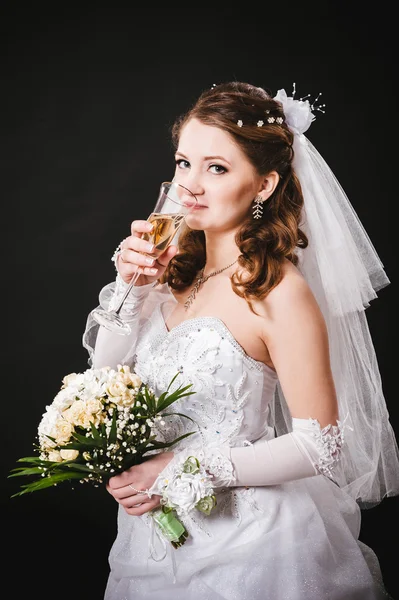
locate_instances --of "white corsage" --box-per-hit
[156,455,217,517]
[149,454,217,549]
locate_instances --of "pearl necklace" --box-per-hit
[184,259,238,311]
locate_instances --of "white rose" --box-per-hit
[40,437,57,451]
[52,418,74,444]
[60,449,79,461]
[163,472,207,515]
[85,398,104,421]
[47,450,63,462]
[112,391,136,408]
[107,381,128,398]
[117,364,131,374]
[62,373,79,388]
[116,365,141,387]
[129,374,142,388]
[117,372,133,386]
[63,400,89,428]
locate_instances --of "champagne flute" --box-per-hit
[91,181,198,335]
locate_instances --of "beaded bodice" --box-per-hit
[133,300,278,450]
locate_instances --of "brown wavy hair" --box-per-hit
[159,81,308,311]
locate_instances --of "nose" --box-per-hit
[174,171,204,199]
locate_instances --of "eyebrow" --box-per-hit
[175,151,231,165]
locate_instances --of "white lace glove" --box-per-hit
[219,417,346,486]
[151,417,346,492]
[91,275,156,370]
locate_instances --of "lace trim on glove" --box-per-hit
[196,447,236,488]
[309,416,347,479]
[108,275,155,318]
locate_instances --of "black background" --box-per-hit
[2,3,398,599]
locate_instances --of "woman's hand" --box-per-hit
[106,451,174,516]
[117,220,177,286]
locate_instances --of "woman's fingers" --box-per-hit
[120,248,157,268]
[130,219,153,237]
[106,483,142,500]
[118,244,177,276]
[124,497,160,516]
[122,235,155,256]
[106,480,160,515]
[116,217,178,285]
[117,258,158,278]
[123,220,179,262]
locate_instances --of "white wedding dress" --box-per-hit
[85,281,393,600]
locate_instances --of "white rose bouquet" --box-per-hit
[9,364,218,548]
[8,365,195,496]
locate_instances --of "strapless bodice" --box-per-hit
[133,300,278,450]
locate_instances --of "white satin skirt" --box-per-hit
[104,475,392,600]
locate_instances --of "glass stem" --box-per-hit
[112,269,142,315]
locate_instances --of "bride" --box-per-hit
[83,81,399,599]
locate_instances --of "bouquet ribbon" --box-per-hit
[152,508,186,543]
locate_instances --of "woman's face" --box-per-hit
[174,118,262,233]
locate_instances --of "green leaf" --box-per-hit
[144,387,156,413]
[13,456,49,465]
[58,462,98,474]
[166,372,180,392]
[161,411,197,425]
[155,372,180,404]
[108,409,118,445]
[143,431,195,452]
[70,431,104,447]
[8,467,49,478]
[90,421,103,443]
[156,385,195,412]
[8,456,71,476]
[10,471,92,497]
[9,457,104,480]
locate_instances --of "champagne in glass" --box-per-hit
[91,181,197,335]
[142,212,186,256]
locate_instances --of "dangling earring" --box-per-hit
[252,195,264,219]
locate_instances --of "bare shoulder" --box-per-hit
[254,261,338,426]
[269,260,320,309]
[254,260,326,340]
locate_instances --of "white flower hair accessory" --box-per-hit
[274,83,325,136]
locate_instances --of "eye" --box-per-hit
[209,164,227,174]
[175,158,190,169]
